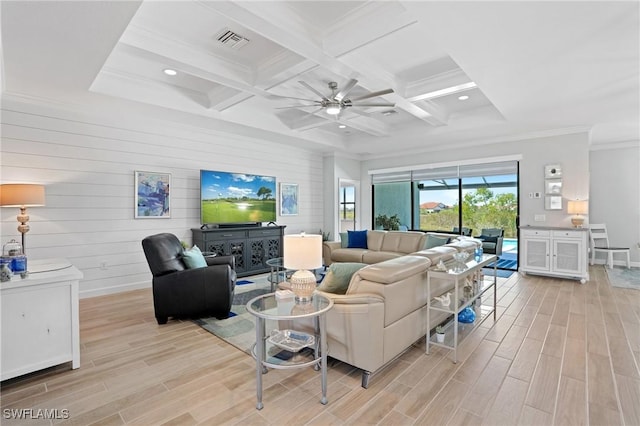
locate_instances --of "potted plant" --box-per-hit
[319,229,331,242]
[375,214,401,231]
[435,325,445,343]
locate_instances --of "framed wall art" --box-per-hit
[135,171,171,218]
[279,183,299,216]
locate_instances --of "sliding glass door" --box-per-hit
[372,160,519,270]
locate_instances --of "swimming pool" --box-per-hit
[503,238,518,252]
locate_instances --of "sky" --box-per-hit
[201,170,276,199]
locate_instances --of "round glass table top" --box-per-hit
[265,257,284,267]
[247,293,333,320]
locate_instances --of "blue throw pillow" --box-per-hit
[183,245,207,269]
[317,262,367,294]
[347,230,368,249]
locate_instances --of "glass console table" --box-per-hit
[426,253,497,363]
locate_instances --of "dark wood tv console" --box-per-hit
[192,225,286,277]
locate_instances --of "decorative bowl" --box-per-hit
[452,252,470,263]
[458,306,476,323]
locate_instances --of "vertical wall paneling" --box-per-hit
[1,100,324,297]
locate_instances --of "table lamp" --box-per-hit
[567,200,588,228]
[0,184,46,253]
[283,233,322,302]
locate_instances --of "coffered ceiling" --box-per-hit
[1,1,638,157]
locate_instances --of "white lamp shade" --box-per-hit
[283,234,322,270]
[567,200,588,215]
[0,184,46,207]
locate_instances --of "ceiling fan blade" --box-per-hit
[299,81,329,101]
[350,102,396,107]
[267,94,319,102]
[334,79,358,101]
[275,104,323,109]
[350,88,394,102]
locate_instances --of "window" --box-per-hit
[339,182,356,232]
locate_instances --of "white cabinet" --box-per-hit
[1,259,83,380]
[520,227,589,283]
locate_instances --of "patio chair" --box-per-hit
[477,228,504,256]
[453,227,473,236]
[588,224,630,269]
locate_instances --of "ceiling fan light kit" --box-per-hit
[325,103,341,115]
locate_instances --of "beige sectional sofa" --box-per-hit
[314,230,482,387]
[323,230,478,266]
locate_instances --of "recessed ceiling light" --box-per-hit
[163,69,177,76]
[458,95,470,101]
[338,125,346,129]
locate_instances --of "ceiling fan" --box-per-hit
[275,79,395,116]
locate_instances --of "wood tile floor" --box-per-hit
[1,266,639,425]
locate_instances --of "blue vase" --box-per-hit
[458,306,476,323]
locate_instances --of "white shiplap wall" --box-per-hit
[1,99,324,297]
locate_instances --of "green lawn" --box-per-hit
[202,199,276,223]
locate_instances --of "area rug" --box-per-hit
[606,266,640,290]
[194,274,272,355]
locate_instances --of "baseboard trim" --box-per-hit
[591,259,639,268]
[80,280,151,299]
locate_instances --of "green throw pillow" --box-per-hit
[425,234,449,249]
[339,232,348,248]
[183,245,207,269]
[317,262,367,294]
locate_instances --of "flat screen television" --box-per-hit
[200,169,277,225]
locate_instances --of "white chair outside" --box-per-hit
[588,224,630,269]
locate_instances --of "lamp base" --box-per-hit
[290,269,316,302]
[571,216,585,228]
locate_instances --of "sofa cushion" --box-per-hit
[356,255,430,285]
[425,234,449,249]
[412,246,458,263]
[366,230,386,251]
[331,248,368,263]
[446,239,481,253]
[182,245,207,269]
[340,232,348,248]
[317,262,367,294]
[347,230,368,249]
[380,231,426,254]
[362,251,403,264]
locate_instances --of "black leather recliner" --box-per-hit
[142,233,236,324]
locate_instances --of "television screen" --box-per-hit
[200,170,277,224]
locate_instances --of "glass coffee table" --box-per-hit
[246,293,333,410]
[266,257,324,292]
[265,257,289,292]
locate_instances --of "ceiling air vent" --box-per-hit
[217,29,249,50]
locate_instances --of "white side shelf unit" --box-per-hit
[519,226,589,284]
[426,254,497,363]
[1,258,83,381]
